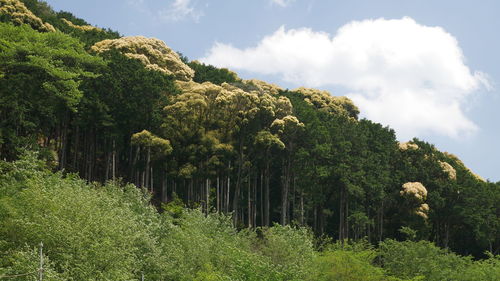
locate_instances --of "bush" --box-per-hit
[378,239,500,281]
[0,155,162,280]
[0,245,64,281]
[308,250,395,281]
[156,209,288,280]
[255,224,316,280]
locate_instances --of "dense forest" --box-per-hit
[0,0,499,280]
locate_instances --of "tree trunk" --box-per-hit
[145,146,151,189]
[339,185,345,243]
[161,174,167,202]
[112,139,116,180]
[264,161,270,226]
[206,178,210,213]
[226,161,231,213]
[281,159,288,226]
[260,170,264,226]
[233,149,243,226]
[216,176,220,212]
[247,175,251,228]
[300,190,304,225]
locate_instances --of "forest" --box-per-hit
[0,0,499,280]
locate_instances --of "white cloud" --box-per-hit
[201,17,489,139]
[270,0,295,7]
[159,0,204,22]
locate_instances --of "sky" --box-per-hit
[44,0,500,181]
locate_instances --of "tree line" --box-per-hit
[0,0,498,258]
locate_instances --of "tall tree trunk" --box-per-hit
[206,178,210,213]
[112,139,116,180]
[319,203,324,235]
[260,170,264,226]
[299,189,304,225]
[339,185,345,243]
[131,146,140,183]
[226,161,231,213]
[145,147,151,189]
[345,194,349,240]
[291,175,296,223]
[281,159,288,226]
[247,175,251,228]
[150,167,154,193]
[253,175,257,228]
[72,125,79,170]
[105,146,110,181]
[161,174,167,202]
[59,117,68,170]
[378,200,384,242]
[444,222,450,249]
[216,176,220,212]
[233,148,243,226]
[264,161,270,226]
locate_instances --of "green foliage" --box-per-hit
[399,226,418,241]
[0,155,497,280]
[188,60,240,85]
[0,155,162,280]
[0,245,64,281]
[379,239,500,281]
[256,224,316,280]
[308,250,395,281]
[0,3,498,279]
[0,22,103,158]
[157,210,284,281]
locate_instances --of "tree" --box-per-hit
[0,22,103,160]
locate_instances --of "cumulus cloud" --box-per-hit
[270,0,295,7]
[200,17,489,139]
[159,0,204,22]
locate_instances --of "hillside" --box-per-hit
[0,0,499,280]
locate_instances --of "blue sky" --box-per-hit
[44,0,500,181]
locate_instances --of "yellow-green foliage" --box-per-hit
[400,182,429,219]
[293,87,359,118]
[254,130,285,150]
[131,130,172,156]
[178,163,197,178]
[400,182,427,202]
[243,79,284,96]
[308,250,396,281]
[444,152,485,182]
[398,141,419,151]
[256,224,316,280]
[0,156,162,280]
[61,18,101,32]
[0,0,55,32]
[438,160,457,181]
[91,36,195,81]
[379,239,500,281]
[271,115,305,136]
[415,203,430,219]
[168,80,294,144]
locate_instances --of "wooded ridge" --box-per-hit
[0,1,499,280]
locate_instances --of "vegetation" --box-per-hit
[0,0,499,279]
[0,154,498,280]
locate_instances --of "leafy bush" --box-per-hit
[157,209,283,281]
[255,224,316,280]
[379,239,500,281]
[308,250,400,281]
[0,245,64,281]
[0,154,162,280]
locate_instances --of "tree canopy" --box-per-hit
[0,2,498,279]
